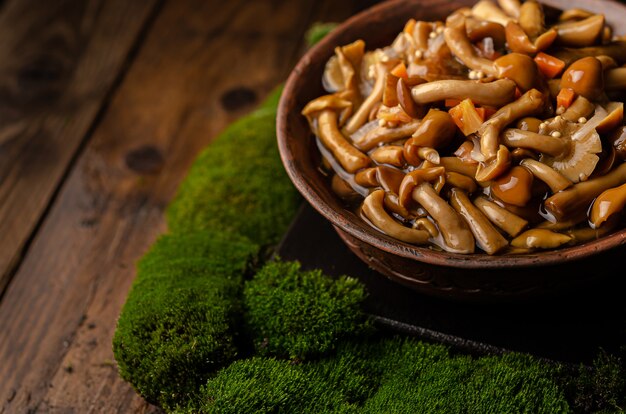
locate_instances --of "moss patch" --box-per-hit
[167,87,301,247]
[113,231,258,410]
[244,261,370,360]
[196,338,570,414]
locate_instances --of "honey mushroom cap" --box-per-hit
[560,57,604,100]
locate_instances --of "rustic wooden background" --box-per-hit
[0,0,380,412]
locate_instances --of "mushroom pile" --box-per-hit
[302,0,626,255]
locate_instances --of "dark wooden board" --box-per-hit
[278,204,626,365]
[0,0,161,296]
[0,0,383,412]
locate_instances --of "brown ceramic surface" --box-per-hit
[277,0,626,300]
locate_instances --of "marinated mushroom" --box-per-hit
[589,183,626,228]
[353,119,421,151]
[605,67,626,90]
[555,14,605,48]
[544,162,626,221]
[490,165,534,206]
[310,109,371,173]
[477,88,545,160]
[494,53,540,91]
[344,63,388,134]
[411,79,517,107]
[450,188,508,254]
[519,0,545,39]
[510,229,572,249]
[560,57,604,100]
[474,196,529,236]
[505,21,557,54]
[444,14,498,76]
[520,158,572,192]
[362,190,431,244]
[471,0,514,27]
[369,145,405,167]
[466,17,506,47]
[501,128,568,156]
[498,0,521,19]
[412,182,476,253]
[305,2,626,255]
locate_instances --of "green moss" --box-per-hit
[243,261,370,360]
[198,357,359,414]
[197,338,569,414]
[113,231,258,411]
[305,22,338,47]
[566,351,626,413]
[363,350,570,414]
[166,87,301,247]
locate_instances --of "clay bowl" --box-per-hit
[277,0,626,302]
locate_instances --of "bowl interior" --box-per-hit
[277,0,626,269]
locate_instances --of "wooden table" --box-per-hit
[0,0,379,412]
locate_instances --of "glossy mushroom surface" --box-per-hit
[300,0,626,256]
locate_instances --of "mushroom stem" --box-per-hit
[398,166,446,207]
[450,188,508,255]
[445,171,477,193]
[318,110,371,173]
[562,96,595,122]
[471,0,513,26]
[417,147,441,164]
[412,182,475,253]
[567,215,620,242]
[553,41,626,66]
[444,15,498,76]
[354,168,379,187]
[414,218,439,237]
[519,0,545,39]
[334,40,365,102]
[331,174,359,199]
[466,17,506,47]
[353,120,420,151]
[520,158,572,193]
[344,63,387,135]
[510,229,572,249]
[478,88,545,159]
[498,0,520,18]
[505,22,557,54]
[606,68,626,90]
[544,162,626,221]
[555,14,605,48]
[474,196,528,236]
[501,128,568,157]
[411,79,516,107]
[369,145,405,167]
[361,190,430,244]
[440,157,479,177]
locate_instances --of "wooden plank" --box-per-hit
[0,0,382,412]
[0,0,160,295]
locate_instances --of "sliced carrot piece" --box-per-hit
[445,98,462,107]
[449,99,484,136]
[534,52,565,79]
[475,106,497,121]
[390,62,408,79]
[556,88,576,110]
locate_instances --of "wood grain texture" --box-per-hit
[0,0,160,296]
[0,0,380,412]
